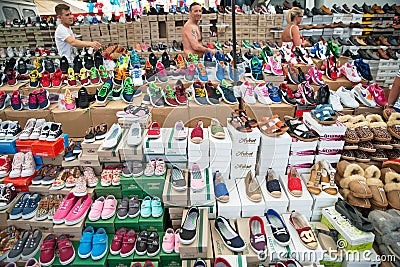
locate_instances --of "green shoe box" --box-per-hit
[95,183,122,199]
[133,251,161,262]
[107,236,135,267]
[142,173,166,198]
[121,175,144,198]
[114,216,140,232]
[138,213,165,232]
[159,249,181,267]
[72,240,108,267]
[131,261,159,267]
[85,203,118,234]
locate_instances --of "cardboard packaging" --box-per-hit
[85,211,117,234]
[142,172,166,198]
[163,127,188,155]
[230,161,257,180]
[260,132,292,147]
[31,137,64,158]
[216,177,241,219]
[236,177,265,217]
[53,219,85,241]
[138,212,165,232]
[190,168,215,207]
[179,208,209,259]
[182,260,211,267]
[162,169,189,207]
[97,129,126,162]
[256,175,289,214]
[15,139,36,153]
[143,128,166,154]
[210,220,235,257]
[321,206,375,252]
[117,130,144,161]
[81,140,103,155]
[290,138,318,153]
[280,175,313,219]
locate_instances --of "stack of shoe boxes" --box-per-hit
[257,132,291,177]
[163,127,188,169]
[187,127,209,170]
[289,138,318,175]
[78,140,102,174]
[208,126,232,177]
[97,128,126,163]
[216,178,241,219]
[227,119,261,180]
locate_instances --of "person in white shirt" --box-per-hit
[54,4,102,63]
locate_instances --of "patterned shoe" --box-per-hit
[47,195,62,220]
[51,170,69,190]
[35,195,52,221]
[101,169,113,187]
[72,176,87,197]
[85,167,98,187]
[112,168,121,186]
[144,159,156,176]
[154,158,166,176]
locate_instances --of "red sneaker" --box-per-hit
[326,56,338,81]
[6,70,17,86]
[120,228,136,257]
[110,227,127,255]
[40,70,51,88]
[287,166,302,197]
[52,68,63,88]
[148,121,161,138]
[0,155,11,177]
[58,234,75,265]
[39,234,57,266]
[207,43,215,50]
[174,80,187,105]
[163,85,178,107]
[190,120,204,144]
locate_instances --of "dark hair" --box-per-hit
[55,4,70,16]
[189,2,201,12]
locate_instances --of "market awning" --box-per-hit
[34,0,87,15]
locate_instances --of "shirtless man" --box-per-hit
[182,3,215,59]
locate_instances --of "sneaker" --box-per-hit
[217,80,237,104]
[204,52,215,68]
[156,62,168,83]
[19,118,36,140]
[162,228,175,253]
[96,78,113,104]
[21,152,35,178]
[29,119,45,140]
[354,58,373,81]
[163,85,178,107]
[335,87,359,108]
[251,56,263,81]
[197,63,208,82]
[367,83,387,107]
[155,158,166,176]
[243,39,253,49]
[266,56,283,76]
[191,80,208,105]
[184,64,196,82]
[0,156,11,178]
[147,82,164,107]
[47,123,62,141]
[67,68,77,86]
[145,60,156,83]
[0,90,10,110]
[40,70,51,88]
[131,64,143,86]
[29,70,40,88]
[10,91,22,110]
[215,61,225,82]
[297,81,315,105]
[240,81,256,104]
[9,152,24,178]
[121,77,141,103]
[283,63,300,84]
[62,88,75,111]
[351,84,376,108]
[6,70,18,86]
[6,121,22,140]
[254,83,273,105]
[174,80,187,105]
[267,82,282,103]
[37,88,50,109]
[294,46,313,65]
[205,81,221,105]
[340,62,361,83]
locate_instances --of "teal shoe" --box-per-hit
[151,197,163,218]
[78,226,94,259]
[140,196,152,218]
[91,228,108,260]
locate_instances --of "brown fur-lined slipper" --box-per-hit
[358,163,381,179]
[370,149,389,162]
[337,160,364,177]
[382,160,400,173]
[340,175,372,198]
[341,188,371,208]
[383,108,396,121]
[366,116,392,142]
[360,163,388,208]
[337,115,353,125]
[341,150,355,161]
[338,116,360,144]
[381,168,400,210]
[387,113,400,140]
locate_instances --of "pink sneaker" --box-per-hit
[174,229,180,254]
[65,194,92,225]
[101,195,117,220]
[142,43,149,52]
[144,159,156,176]
[307,67,324,86]
[53,193,78,224]
[368,83,387,107]
[84,167,98,187]
[21,152,36,177]
[162,228,175,253]
[173,120,187,140]
[72,176,87,197]
[340,62,362,83]
[112,168,121,186]
[155,158,166,176]
[267,56,283,76]
[88,196,105,221]
[190,163,205,191]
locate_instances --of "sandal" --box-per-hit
[284,116,319,141]
[366,114,392,142]
[321,160,338,195]
[311,104,337,125]
[229,114,252,133]
[387,113,400,139]
[307,161,323,195]
[258,115,288,137]
[234,109,258,128]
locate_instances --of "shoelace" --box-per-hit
[254,235,265,243]
[269,87,279,98]
[11,95,20,105]
[192,169,202,180]
[244,85,254,97]
[166,89,175,99]
[133,69,141,78]
[195,87,206,97]
[124,82,134,95]
[65,93,73,104]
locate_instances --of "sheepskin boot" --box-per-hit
[366,114,392,142]
[340,188,371,208]
[353,115,374,142]
[388,113,400,139]
[336,160,372,198]
[382,232,400,261]
[381,168,400,210]
[338,115,360,143]
[368,210,400,235]
[359,163,388,208]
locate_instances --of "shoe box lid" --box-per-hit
[16,139,37,153]
[260,131,292,147]
[117,130,143,161]
[226,118,261,148]
[4,172,37,188]
[31,135,65,158]
[0,138,18,154]
[143,128,166,155]
[303,112,347,137]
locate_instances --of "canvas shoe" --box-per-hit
[328,90,343,112]
[148,121,161,138]
[162,228,175,253]
[9,193,30,219]
[88,196,105,221]
[21,152,35,178]
[191,80,208,105]
[0,155,11,178]
[127,122,142,146]
[179,207,199,245]
[351,84,376,108]
[151,197,163,218]
[120,228,136,257]
[171,165,187,191]
[38,234,56,266]
[53,192,78,224]
[163,85,178,107]
[191,164,205,191]
[101,168,112,186]
[173,120,187,140]
[9,152,24,178]
[340,62,362,83]
[112,168,121,186]
[72,176,87,197]
[190,120,204,144]
[335,87,359,108]
[140,196,152,218]
[215,216,246,252]
[240,81,256,104]
[144,159,156,176]
[65,194,92,226]
[102,123,122,149]
[91,228,107,260]
[154,158,166,176]
[78,226,94,258]
[101,195,117,219]
[19,118,36,140]
[254,83,273,105]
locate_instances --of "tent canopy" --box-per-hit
[34,0,87,15]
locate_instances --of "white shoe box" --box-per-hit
[301,174,339,212]
[209,127,232,159]
[230,158,257,180]
[318,140,345,149]
[265,218,296,263]
[163,128,188,155]
[190,168,215,207]
[143,128,167,154]
[236,177,265,217]
[227,119,261,149]
[288,155,315,165]
[314,154,341,164]
[258,167,288,177]
[303,112,347,138]
[209,161,231,177]
[217,178,241,219]
[260,132,292,147]
[282,213,324,264]
[290,138,318,153]
[257,175,289,214]
[280,175,313,217]
[188,159,209,170]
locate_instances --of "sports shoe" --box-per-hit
[163,85,178,107]
[51,68,62,88]
[242,40,253,49]
[96,78,113,104]
[218,80,237,104]
[307,67,324,85]
[328,90,343,112]
[197,63,208,82]
[354,58,373,81]
[351,84,376,108]
[144,60,156,83]
[147,83,164,107]
[215,61,225,82]
[9,152,24,178]
[191,80,208,105]
[156,62,168,83]
[62,88,75,111]
[251,56,263,81]
[67,68,77,86]
[297,81,315,105]
[175,80,187,105]
[203,51,215,68]
[20,118,36,140]
[113,68,128,87]
[29,70,40,88]
[27,92,38,111]
[0,90,10,110]
[240,81,256,104]
[294,46,313,65]
[335,87,359,108]
[254,83,273,105]
[21,152,35,178]
[11,90,22,110]
[205,81,221,105]
[121,77,141,103]
[367,83,387,107]
[89,67,100,84]
[310,41,327,60]
[131,64,143,86]
[265,55,283,76]
[340,63,361,83]
[98,65,108,83]
[184,64,196,82]
[267,82,282,103]
[37,88,49,109]
[326,56,339,81]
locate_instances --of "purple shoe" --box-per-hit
[249,216,267,259]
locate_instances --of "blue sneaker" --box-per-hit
[203,51,215,68]
[64,147,76,161]
[140,196,152,218]
[354,58,372,81]
[250,56,263,81]
[131,64,143,86]
[151,196,163,217]
[78,226,94,259]
[21,193,40,220]
[253,41,261,50]
[73,141,82,154]
[266,82,281,103]
[214,171,229,202]
[92,17,99,25]
[92,228,108,260]
[216,61,225,82]
[197,63,208,82]
[228,61,243,82]
[9,193,30,220]
[191,80,208,105]
[130,51,140,65]
[215,51,225,63]
[217,79,237,105]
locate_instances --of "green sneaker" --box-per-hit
[98,65,108,82]
[187,52,199,64]
[215,42,223,50]
[147,82,164,107]
[121,77,141,103]
[96,78,113,104]
[111,80,123,100]
[89,67,100,84]
[260,46,273,63]
[242,40,253,49]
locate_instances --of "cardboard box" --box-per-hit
[217,178,241,219]
[15,139,36,153]
[214,255,247,267]
[303,112,346,138]
[190,168,215,207]
[0,138,17,154]
[85,211,116,234]
[95,183,122,199]
[179,208,209,259]
[107,241,133,267]
[138,212,165,233]
[321,206,375,252]
[31,137,64,158]
[290,138,318,153]
[120,174,143,198]
[162,169,189,207]
[163,127,188,155]
[143,128,166,155]
[117,130,144,161]
[81,140,102,155]
[256,175,289,214]
[52,107,91,138]
[4,105,54,128]
[53,219,85,241]
[151,105,189,128]
[160,249,181,267]
[280,175,313,217]
[236,177,265,217]
[227,119,261,149]
[210,220,235,257]
[97,129,126,162]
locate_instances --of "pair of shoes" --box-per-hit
[131,261,156,267]
[117,195,140,219]
[40,234,75,266]
[7,229,42,262]
[122,161,143,177]
[135,230,160,257]
[9,152,36,178]
[78,226,108,260]
[9,193,41,220]
[141,196,163,218]
[0,120,21,139]
[144,158,166,176]
[307,160,338,195]
[84,122,108,143]
[34,194,62,221]
[26,88,50,110]
[162,228,180,253]
[53,192,92,225]
[88,195,117,221]
[110,227,136,257]
[101,166,121,186]
[64,140,82,161]
[38,122,62,141]
[50,168,80,191]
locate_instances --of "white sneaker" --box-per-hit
[19,118,36,140]
[7,47,14,58]
[351,83,376,108]
[9,152,24,178]
[340,63,362,83]
[335,87,359,108]
[127,122,142,147]
[328,90,343,112]
[30,119,46,140]
[21,152,35,178]
[254,83,272,104]
[103,123,122,149]
[240,81,256,104]
[0,121,9,139]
